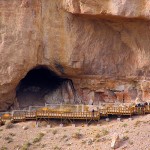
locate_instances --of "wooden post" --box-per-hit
[82,104,84,112]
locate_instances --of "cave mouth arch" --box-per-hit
[16,66,76,110]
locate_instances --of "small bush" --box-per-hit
[21,142,31,150]
[122,135,129,141]
[81,140,86,144]
[5,122,14,129]
[125,130,129,133]
[39,121,47,127]
[62,135,67,139]
[9,133,16,137]
[4,136,13,143]
[102,129,109,136]
[53,146,61,150]
[134,120,141,127]
[32,133,45,143]
[122,123,128,127]
[52,130,57,135]
[0,129,3,132]
[14,145,21,150]
[95,133,101,138]
[0,146,8,150]
[129,141,133,145]
[96,137,107,142]
[72,132,82,139]
[41,144,46,148]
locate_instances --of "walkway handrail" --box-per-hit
[0,104,150,123]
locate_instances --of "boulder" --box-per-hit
[22,126,28,130]
[111,133,120,149]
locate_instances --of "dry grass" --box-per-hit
[21,142,31,150]
[4,136,13,143]
[122,135,129,141]
[95,133,101,138]
[9,132,16,137]
[96,137,107,143]
[0,129,3,132]
[122,123,128,127]
[32,133,45,144]
[14,145,21,150]
[129,140,134,145]
[53,146,61,150]
[81,140,86,144]
[0,146,8,150]
[52,130,57,135]
[41,144,46,148]
[72,132,82,139]
[134,120,142,127]
[5,122,14,129]
[62,134,67,139]
[101,129,109,136]
[124,130,129,133]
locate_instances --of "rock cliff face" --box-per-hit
[1,0,150,110]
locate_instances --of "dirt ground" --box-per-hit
[0,114,150,150]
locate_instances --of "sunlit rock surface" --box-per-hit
[1,0,150,110]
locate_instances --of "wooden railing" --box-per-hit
[0,105,150,123]
[36,111,100,120]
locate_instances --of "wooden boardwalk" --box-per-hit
[10,111,100,124]
[0,104,150,124]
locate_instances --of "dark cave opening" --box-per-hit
[18,66,64,92]
[16,66,76,110]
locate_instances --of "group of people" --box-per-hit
[135,102,150,107]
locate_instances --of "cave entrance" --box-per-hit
[16,66,76,110]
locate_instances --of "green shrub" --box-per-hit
[122,123,128,127]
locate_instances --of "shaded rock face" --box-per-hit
[1,0,150,110]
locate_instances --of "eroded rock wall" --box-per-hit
[1,0,150,110]
[64,15,150,104]
[0,0,42,110]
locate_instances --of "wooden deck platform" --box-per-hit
[11,111,100,123]
[0,104,149,124]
